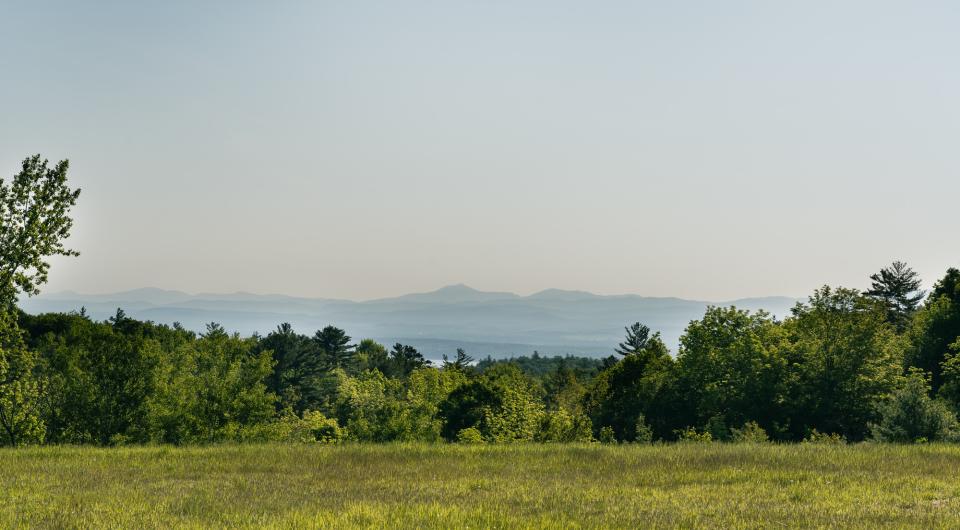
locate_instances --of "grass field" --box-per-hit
[2,443,960,528]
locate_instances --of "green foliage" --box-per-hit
[937,341,960,408]
[803,429,846,444]
[542,361,587,414]
[442,348,474,373]
[866,261,926,332]
[481,386,544,443]
[330,369,406,441]
[238,410,344,443]
[584,334,672,441]
[535,408,593,443]
[705,415,730,441]
[616,322,654,356]
[597,426,617,444]
[0,312,45,446]
[673,306,788,440]
[143,323,277,443]
[438,364,544,443]
[730,421,769,443]
[355,338,390,373]
[907,268,960,392]
[314,326,355,372]
[388,343,429,378]
[331,367,464,442]
[300,410,345,443]
[22,311,185,444]
[784,287,904,441]
[871,369,958,443]
[676,427,713,443]
[404,367,468,441]
[633,414,654,444]
[354,340,430,378]
[258,323,324,414]
[476,353,603,380]
[438,381,498,441]
[5,261,960,448]
[456,427,484,444]
[0,155,81,306]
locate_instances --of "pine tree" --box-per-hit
[390,343,428,377]
[866,261,926,331]
[313,326,355,371]
[615,322,651,355]
[443,348,474,372]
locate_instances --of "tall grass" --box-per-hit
[2,443,960,528]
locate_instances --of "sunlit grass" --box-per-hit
[2,443,960,528]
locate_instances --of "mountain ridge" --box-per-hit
[22,284,802,359]
[41,284,798,305]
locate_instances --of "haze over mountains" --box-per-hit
[19,285,799,360]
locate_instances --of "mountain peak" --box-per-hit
[527,288,599,301]
[371,284,519,304]
[435,283,479,292]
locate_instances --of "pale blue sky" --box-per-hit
[1,1,957,300]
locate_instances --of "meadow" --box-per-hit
[1,443,960,529]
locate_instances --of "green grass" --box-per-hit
[2,443,960,528]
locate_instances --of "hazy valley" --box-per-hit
[21,284,799,359]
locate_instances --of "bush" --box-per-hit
[598,426,617,444]
[705,415,730,441]
[456,427,484,444]
[803,429,845,444]
[633,414,653,444]
[871,370,959,443]
[300,411,345,443]
[238,410,344,443]
[730,421,769,443]
[676,427,713,443]
[536,409,594,443]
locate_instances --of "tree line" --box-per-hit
[1,155,960,446]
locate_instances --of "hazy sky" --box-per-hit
[2,1,958,301]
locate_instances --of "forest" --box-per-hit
[2,155,960,447]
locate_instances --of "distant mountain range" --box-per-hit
[18,285,801,360]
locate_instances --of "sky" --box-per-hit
[1,0,958,301]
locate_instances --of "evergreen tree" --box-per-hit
[866,261,926,331]
[615,322,652,355]
[355,338,390,373]
[258,323,322,413]
[442,348,474,372]
[313,326,355,371]
[390,343,428,377]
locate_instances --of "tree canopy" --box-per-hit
[0,155,81,306]
[4,156,960,447]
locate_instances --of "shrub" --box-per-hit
[676,427,713,443]
[730,421,769,443]
[300,411,345,443]
[536,409,594,443]
[803,429,845,444]
[456,427,484,444]
[871,369,959,443]
[705,415,730,441]
[598,426,617,444]
[634,414,653,444]
[238,410,344,443]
